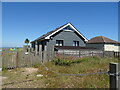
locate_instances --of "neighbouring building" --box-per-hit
[86,36,120,52]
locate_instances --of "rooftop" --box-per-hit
[31,23,88,43]
[87,36,120,44]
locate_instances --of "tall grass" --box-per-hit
[37,56,118,88]
[2,56,118,88]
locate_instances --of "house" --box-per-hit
[86,36,120,52]
[31,23,90,54]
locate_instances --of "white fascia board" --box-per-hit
[67,23,88,42]
[45,23,70,39]
[45,23,88,42]
[64,29,74,32]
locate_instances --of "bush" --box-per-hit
[52,56,81,66]
[2,66,6,71]
[92,56,101,60]
[33,64,41,68]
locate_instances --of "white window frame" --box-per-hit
[56,40,63,46]
[73,41,79,46]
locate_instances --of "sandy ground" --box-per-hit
[24,68,38,74]
[2,67,40,88]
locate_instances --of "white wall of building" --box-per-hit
[104,44,120,52]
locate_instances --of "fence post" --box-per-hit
[79,51,81,58]
[39,44,42,62]
[43,45,47,63]
[35,41,38,54]
[118,52,120,60]
[109,62,119,89]
[103,51,105,57]
[16,52,18,68]
[92,52,93,57]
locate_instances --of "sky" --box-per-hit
[2,2,118,47]
[0,2,2,47]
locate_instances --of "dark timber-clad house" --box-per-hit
[31,23,92,53]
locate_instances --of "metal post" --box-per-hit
[109,62,119,90]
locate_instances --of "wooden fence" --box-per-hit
[56,50,104,57]
[1,49,120,89]
[2,51,55,69]
[2,50,120,69]
[114,52,120,58]
[2,51,42,69]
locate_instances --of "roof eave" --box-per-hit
[45,23,88,42]
[87,42,120,44]
[30,38,47,43]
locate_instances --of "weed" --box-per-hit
[32,64,41,68]
[52,56,82,66]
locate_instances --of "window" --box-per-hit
[73,41,79,46]
[56,40,63,46]
[63,25,73,30]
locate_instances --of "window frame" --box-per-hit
[73,41,79,46]
[56,40,64,46]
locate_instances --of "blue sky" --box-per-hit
[0,2,2,47]
[2,2,118,47]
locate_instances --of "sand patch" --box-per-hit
[24,68,38,74]
[0,76,7,81]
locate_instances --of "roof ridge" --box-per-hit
[101,36,106,43]
[31,23,70,42]
[102,36,118,43]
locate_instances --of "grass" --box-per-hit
[2,56,118,88]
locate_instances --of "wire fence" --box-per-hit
[40,61,120,77]
[41,61,120,89]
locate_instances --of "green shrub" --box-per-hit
[74,60,81,63]
[92,56,101,60]
[2,66,6,71]
[33,64,41,68]
[52,57,81,66]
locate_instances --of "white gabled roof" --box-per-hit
[45,23,88,42]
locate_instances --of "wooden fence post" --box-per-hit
[109,62,119,89]
[118,52,120,60]
[43,45,47,63]
[79,51,81,58]
[16,52,18,68]
[103,51,105,57]
[92,52,93,57]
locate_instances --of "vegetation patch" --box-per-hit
[52,56,82,66]
[2,56,118,88]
